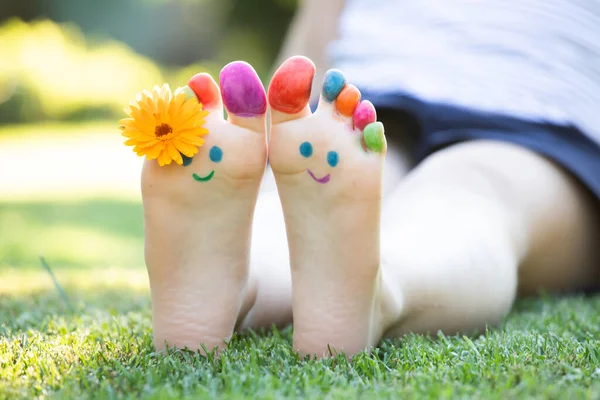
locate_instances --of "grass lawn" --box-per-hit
[1,124,600,398]
[2,199,600,399]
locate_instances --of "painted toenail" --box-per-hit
[299,141,313,158]
[209,146,223,163]
[180,85,198,101]
[220,62,267,117]
[188,73,220,108]
[336,84,361,116]
[327,151,339,167]
[353,100,377,131]
[363,122,385,153]
[269,56,315,114]
[322,70,346,102]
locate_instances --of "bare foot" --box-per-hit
[141,61,267,353]
[268,56,387,357]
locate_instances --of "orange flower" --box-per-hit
[119,84,209,166]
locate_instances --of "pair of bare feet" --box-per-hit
[141,56,387,358]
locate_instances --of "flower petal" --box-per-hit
[172,138,198,157]
[166,141,183,165]
[146,141,166,159]
[178,127,209,138]
[180,135,206,147]
[157,150,172,166]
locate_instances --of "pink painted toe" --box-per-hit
[353,100,377,131]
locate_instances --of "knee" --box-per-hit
[381,210,520,336]
[384,250,519,337]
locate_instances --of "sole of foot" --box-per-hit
[268,56,388,358]
[141,61,267,354]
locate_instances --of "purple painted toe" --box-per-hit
[219,61,267,117]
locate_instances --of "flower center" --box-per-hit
[154,123,173,138]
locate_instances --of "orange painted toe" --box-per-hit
[188,73,221,109]
[335,84,361,116]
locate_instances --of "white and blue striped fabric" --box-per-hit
[328,0,600,145]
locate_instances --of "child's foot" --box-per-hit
[141,62,267,353]
[268,56,388,357]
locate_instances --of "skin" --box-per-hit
[247,1,600,355]
[142,62,267,353]
[251,56,600,357]
[142,1,600,356]
[244,2,600,357]
[144,57,600,357]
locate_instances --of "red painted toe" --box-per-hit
[268,56,315,114]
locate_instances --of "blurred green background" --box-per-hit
[0,0,297,316]
[0,0,296,124]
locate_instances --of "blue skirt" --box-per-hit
[364,91,600,201]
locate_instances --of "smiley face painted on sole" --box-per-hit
[299,141,339,184]
[190,145,223,182]
[181,128,265,185]
[176,121,267,186]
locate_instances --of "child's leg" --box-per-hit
[265,56,600,357]
[380,140,600,338]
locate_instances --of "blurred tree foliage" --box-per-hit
[0,0,297,124]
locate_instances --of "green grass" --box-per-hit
[2,199,600,399]
[0,199,144,270]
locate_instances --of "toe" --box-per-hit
[363,122,386,154]
[188,73,222,113]
[220,61,267,133]
[353,100,376,131]
[268,56,315,124]
[335,84,361,117]
[322,69,347,102]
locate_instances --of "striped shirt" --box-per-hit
[328,0,600,145]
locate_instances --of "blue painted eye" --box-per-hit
[299,141,313,158]
[181,153,193,167]
[327,151,339,167]
[209,146,223,163]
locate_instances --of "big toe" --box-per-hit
[220,61,267,133]
[268,56,315,124]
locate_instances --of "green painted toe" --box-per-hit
[180,85,198,101]
[363,122,385,153]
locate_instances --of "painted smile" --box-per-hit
[307,169,330,184]
[193,170,215,182]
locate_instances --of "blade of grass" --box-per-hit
[39,255,75,312]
